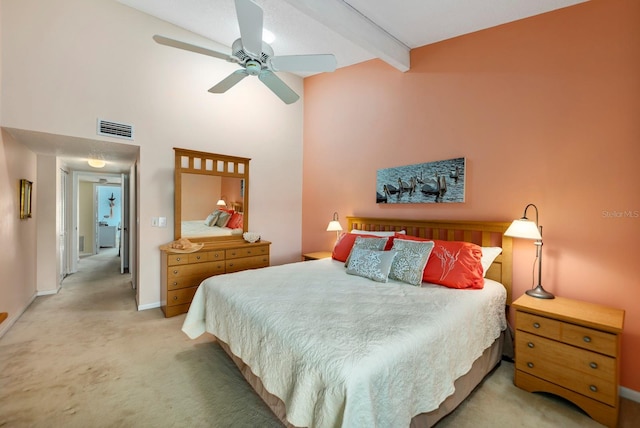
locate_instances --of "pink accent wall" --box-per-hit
[302,1,640,391]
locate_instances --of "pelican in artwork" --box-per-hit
[398,177,415,194]
[421,173,440,195]
[421,173,447,201]
[450,166,460,182]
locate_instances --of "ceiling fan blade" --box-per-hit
[234,0,263,58]
[269,54,337,73]
[209,70,250,93]
[258,70,300,104]
[153,35,237,63]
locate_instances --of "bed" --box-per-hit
[182,217,513,427]
[180,220,243,238]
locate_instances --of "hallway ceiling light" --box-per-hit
[88,159,106,168]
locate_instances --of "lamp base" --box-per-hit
[526,285,555,299]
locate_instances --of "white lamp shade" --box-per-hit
[504,219,542,240]
[326,220,343,232]
[216,199,226,207]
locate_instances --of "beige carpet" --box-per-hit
[1,249,638,427]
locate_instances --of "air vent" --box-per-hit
[97,119,134,140]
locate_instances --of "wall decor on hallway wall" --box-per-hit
[19,179,33,219]
[376,157,465,204]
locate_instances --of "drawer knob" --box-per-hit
[231,252,236,256]
[589,385,598,392]
[589,362,598,369]
[176,257,181,261]
[173,270,178,274]
[248,250,252,254]
[229,263,234,267]
[583,336,592,343]
[173,296,178,301]
[527,342,535,348]
[527,362,534,368]
[533,322,540,329]
[196,255,201,260]
[215,254,219,258]
[172,282,178,286]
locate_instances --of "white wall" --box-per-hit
[1,0,304,309]
[0,130,38,335]
[35,153,60,295]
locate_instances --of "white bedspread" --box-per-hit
[180,220,242,238]
[182,258,506,428]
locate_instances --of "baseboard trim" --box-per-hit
[621,386,640,403]
[138,302,160,311]
[37,287,60,296]
[0,292,37,339]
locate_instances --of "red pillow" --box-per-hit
[332,233,389,262]
[424,240,484,289]
[226,212,243,229]
[396,234,484,288]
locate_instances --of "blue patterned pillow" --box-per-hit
[345,236,389,268]
[389,239,435,286]
[205,211,221,226]
[346,249,398,283]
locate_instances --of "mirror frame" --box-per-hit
[174,147,250,243]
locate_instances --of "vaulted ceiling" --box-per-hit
[119,0,588,74]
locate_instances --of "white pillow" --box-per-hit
[481,247,503,277]
[351,229,405,237]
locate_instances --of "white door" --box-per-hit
[59,168,68,284]
[94,183,100,255]
[120,173,130,274]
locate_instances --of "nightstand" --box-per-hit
[513,294,624,428]
[302,251,332,261]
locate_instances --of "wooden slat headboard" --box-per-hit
[347,217,513,304]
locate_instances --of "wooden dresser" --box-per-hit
[160,240,270,317]
[513,294,624,428]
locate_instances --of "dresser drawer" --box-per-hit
[516,331,615,382]
[515,358,616,407]
[167,286,198,307]
[166,275,206,291]
[226,255,269,273]
[167,261,225,279]
[167,254,190,266]
[516,311,561,340]
[188,250,224,264]
[561,323,618,357]
[226,245,269,260]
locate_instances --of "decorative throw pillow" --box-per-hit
[226,212,244,229]
[389,239,435,286]
[215,211,232,227]
[345,236,389,267]
[346,249,398,283]
[423,240,484,289]
[352,229,403,249]
[481,247,502,277]
[332,233,385,262]
[205,211,221,226]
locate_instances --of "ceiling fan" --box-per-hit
[153,0,337,104]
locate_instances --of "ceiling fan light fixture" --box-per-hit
[262,28,275,44]
[88,159,106,168]
[153,0,335,104]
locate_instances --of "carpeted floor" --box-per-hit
[0,249,638,427]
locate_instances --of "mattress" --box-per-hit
[182,258,507,428]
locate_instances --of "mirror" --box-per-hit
[174,148,250,242]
